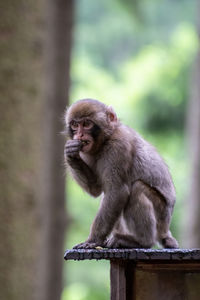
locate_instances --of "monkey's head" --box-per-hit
[65,99,118,154]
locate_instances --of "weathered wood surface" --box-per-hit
[110,259,200,300]
[64,248,200,261]
[64,249,200,300]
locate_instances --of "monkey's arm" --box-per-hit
[68,157,102,197]
[73,183,130,249]
[73,141,130,249]
[65,140,102,197]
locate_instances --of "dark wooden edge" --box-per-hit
[110,260,136,300]
[110,260,127,300]
[64,248,200,261]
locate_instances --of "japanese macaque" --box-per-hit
[64,99,178,249]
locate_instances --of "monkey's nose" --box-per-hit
[77,128,84,138]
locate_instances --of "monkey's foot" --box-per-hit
[105,234,143,249]
[162,236,179,249]
[73,241,104,249]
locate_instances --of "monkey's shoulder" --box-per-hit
[108,125,149,157]
[103,126,134,157]
[94,126,135,179]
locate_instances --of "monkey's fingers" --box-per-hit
[65,146,80,153]
[65,140,82,148]
[66,152,80,159]
[65,146,81,153]
[73,242,85,249]
[65,144,82,159]
[73,241,101,249]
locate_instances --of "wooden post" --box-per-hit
[64,249,200,300]
[110,260,127,300]
[110,260,135,300]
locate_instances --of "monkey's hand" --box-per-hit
[73,239,105,249]
[64,140,82,160]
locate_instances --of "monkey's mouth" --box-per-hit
[80,140,93,152]
[81,140,90,146]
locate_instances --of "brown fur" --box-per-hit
[64,99,178,249]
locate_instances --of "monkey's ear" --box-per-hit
[107,106,117,123]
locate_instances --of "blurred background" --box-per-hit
[0,0,200,300]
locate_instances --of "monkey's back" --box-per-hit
[117,125,176,207]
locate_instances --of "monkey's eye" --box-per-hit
[83,120,94,129]
[70,121,79,130]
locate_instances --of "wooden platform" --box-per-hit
[64,248,200,261]
[64,248,200,300]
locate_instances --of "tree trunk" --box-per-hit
[36,1,74,300]
[184,2,200,246]
[0,1,43,299]
[0,0,74,299]
[184,49,200,248]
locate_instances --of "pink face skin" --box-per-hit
[71,119,95,153]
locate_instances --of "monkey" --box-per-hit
[64,98,179,249]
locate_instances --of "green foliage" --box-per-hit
[62,261,109,300]
[71,23,198,132]
[73,0,196,72]
[137,24,198,132]
[62,280,109,300]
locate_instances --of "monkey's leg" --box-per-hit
[106,182,157,249]
[135,181,179,249]
[106,233,143,248]
[125,181,157,248]
[156,210,179,248]
[159,230,179,248]
[130,197,157,247]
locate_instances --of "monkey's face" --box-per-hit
[70,118,98,153]
[66,99,118,154]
